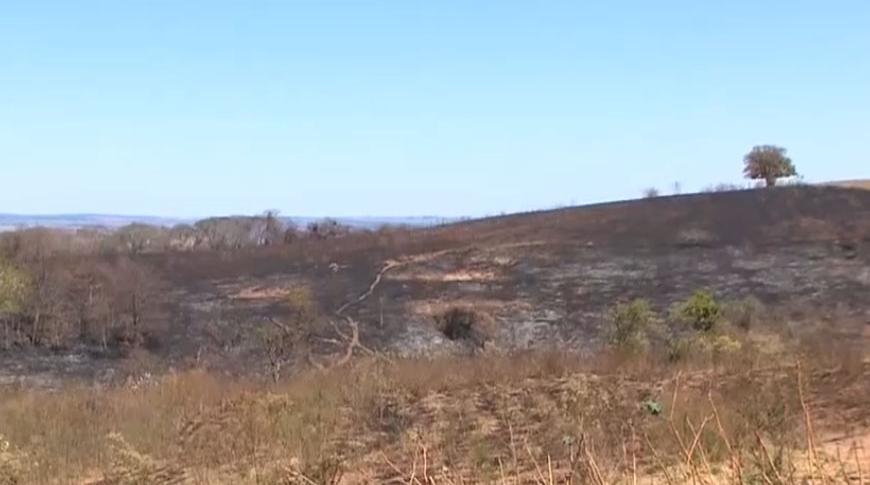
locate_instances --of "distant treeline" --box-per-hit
[0,213,460,354]
[1,213,364,256]
[0,214,356,352]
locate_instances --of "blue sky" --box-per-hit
[1,1,868,218]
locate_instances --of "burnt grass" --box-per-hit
[3,186,870,384]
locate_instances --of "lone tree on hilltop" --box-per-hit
[743,145,797,187]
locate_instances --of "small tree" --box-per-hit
[608,299,654,352]
[743,145,797,187]
[0,258,32,348]
[261,286,319,382]
[678,290,722,333]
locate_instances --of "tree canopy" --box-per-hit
[743,145,797,187]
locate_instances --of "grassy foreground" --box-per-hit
[1,336,868,484]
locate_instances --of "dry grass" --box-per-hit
[821,180,870,191]
[0,334,867,485]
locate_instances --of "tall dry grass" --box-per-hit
[0,336,867,484]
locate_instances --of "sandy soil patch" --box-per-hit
[387,268,502,283]
[229,285,292,301]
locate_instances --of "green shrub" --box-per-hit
[678,290,722,333]
[0,259,31,315]
[608,299,655,352]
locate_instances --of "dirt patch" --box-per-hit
[407,299,529,318]
[818,429,870,474]
[229,285,292,301]
[822,179,870,190]
[387,268,502,282]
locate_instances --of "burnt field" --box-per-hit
[1,186,869,386]
[2,186,870,484]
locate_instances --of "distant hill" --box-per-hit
[0,214,189,232]
[0,213,458,232]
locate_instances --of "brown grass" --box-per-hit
[0,333,867,484]
[822,180,870,191]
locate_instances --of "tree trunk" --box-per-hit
[765,176,777,187]
[131,294,139,331]
[270,359,282,383]
[32,309,41,346]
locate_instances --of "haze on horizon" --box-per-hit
[2,1,868,218]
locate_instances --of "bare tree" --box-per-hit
[260,286,319,382]
[307,219,351,240]
[255,210,286,247]
[114,224,167,255]
[67,256,167,350]
[107,256,166,348]
[23,258,76,347]
[167,224,199,251]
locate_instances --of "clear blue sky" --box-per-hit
[2,1,868,218]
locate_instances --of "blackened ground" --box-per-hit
[2,186,869,385]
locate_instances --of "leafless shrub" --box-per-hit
[723,296,766,331]
[675,228,716,248]
[261,285,320,381]
[307,218,352,240]
[643,187,661,198]
[704,182,744,193]
[112,223,169,255]
[434,307,488,350]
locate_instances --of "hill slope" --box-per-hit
[157,186,869,370]
[1,186,868,385]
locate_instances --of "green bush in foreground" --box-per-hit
[678,289,722,333]
[608,299,655,352]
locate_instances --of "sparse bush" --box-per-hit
[675,228,716,247]
[261,285,320,381]
[0,258,30,315]
[724,296,765,331]
[710,333,742,355]
[607,299,655,352]
[704,182,743,193]
[307,219,352,240]
[664,291,750,364]
[643,187,660,198]
[0,435,29,485]
[665,334,694,362]
[0,258,32,348]
[285,286,318,324]
[665,331,745,365]
[435,307,486,349]
[678,290,722,333]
